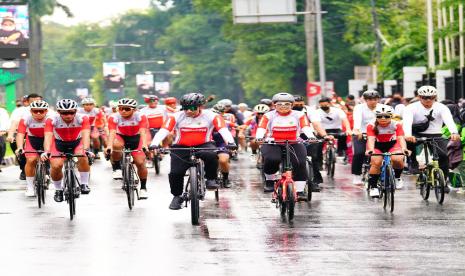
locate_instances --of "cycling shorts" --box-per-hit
[373,140,401,154]
[24,135,44,158]
[116,134,144,157]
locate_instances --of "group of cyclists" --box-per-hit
[10,84,461,212]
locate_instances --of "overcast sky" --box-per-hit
[43,0,153,25]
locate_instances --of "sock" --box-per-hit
[368,174,380,189]
[53,180,62,190]
[394,168,403,179]
[222,172,229,180]
[295,181,306,192]
[26,177,34,190]
[140,179,147,190]
[252,149,257,154]
[80,172,90,185]
[112,161,121,171]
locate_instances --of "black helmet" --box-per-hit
[180,92,206,108]
[362,89,380,99]
[293,95,304,102]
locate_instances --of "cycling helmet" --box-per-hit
[293,95,304,102]
[30,100,49,109]
[56,99,78,111]
[143,95,159,103]
[238,103,248,109]
[218,99,233,107]
[272,92,295,103]
[362,89,380,99]
[375,105,393,116]
[164,97,177,105]
[109,100,118,109]
[117,98,138,108]
[260,98,272,106]
[180,92,206,107]
[253,104,270,114]
[417,85,438,97]
[81,97,96,105]
[213,103,226,113]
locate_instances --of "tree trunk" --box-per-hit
[28,16,44,96]
[304,0,316,82]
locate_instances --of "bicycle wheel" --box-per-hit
[215,170,222,202]
[434,169,445,204]
[153,155,160,175]
[278,184,286,218]
[286,182,295,221]
[383,168,395,212]
[305,158,313,201]
[65,169,75,220]
[189,166,200,225]
[35,163,44,208]
[330,149,336,179]
[125,163,135,210]
[418,171,430,200]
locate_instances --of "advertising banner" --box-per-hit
[0,3,29,59]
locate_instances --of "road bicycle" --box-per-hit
[323,133,347,179]
[21,150,50,208]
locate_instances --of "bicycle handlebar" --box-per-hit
[416,137,447,142]
[369,152,407,157]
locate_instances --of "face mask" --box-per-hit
[320,106,330,111]
[293,106,304,111]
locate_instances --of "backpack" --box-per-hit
[412,110,434,135]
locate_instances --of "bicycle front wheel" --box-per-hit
[286,182,295,221]
[35,163,45,208]
[305,158,313,202]
[386,168,395,212]
[189,166,200,225]
[65,169,76,220]
[125,164,135,210]
[153,155,160,175]
[434,169,446,204]
[418,172,430,200]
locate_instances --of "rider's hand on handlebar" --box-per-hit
[405,136,416,143]
[85,150,95,159]
[365,150,373,156]
[40,152,50,162]
[402,148,411,156]
[15,148,23,157]
[451,133,461,142]
[324,135,334,140]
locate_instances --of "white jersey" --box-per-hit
[402,101,458,136]
[353,103,384,133]
[317,107,347,130]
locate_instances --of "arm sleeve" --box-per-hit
[441,105,459,134]
[212,115,227,131]
[108,116,117,131]
[150,128,170,146]
[395,123,404,136]
[352,105,362,130]
[301,126,315,139]
[139,115,148,129]
[44,118,53,133]
[81,116,90,130]
[218,128,235,144]
[17,119,26,134]
[255,114,269,139]
[162,116,176,131]
[402,105,414,136]
[366,124,375,137]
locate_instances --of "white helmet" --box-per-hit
[81,97,96,105]
[375,105,393,116]
[56,99,78,111]
[117,98,137,108]
[30,100,49,109]
[218,99,232,107]
[417,85,437,97]
[238,103,248,109]
[253,104,270,114]
[109,100,118,109]
[272,92,295,103]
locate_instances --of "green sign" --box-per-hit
[0,69,23,86]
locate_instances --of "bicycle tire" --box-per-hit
[325,149,331,176]
[419,172,430,200]
[305,159,313,202]
[434,169,445,204]
[35,162,44,208]
[384,168,395,212]
[215,170,222,202]
[330,149,336,179]
[125,162,135,210]
[189,166,200,225]
[66,169,75,220]
[278,185,286,218]
[287,182,295,221]
[153,155,160,175]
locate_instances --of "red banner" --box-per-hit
[306,82,321,97]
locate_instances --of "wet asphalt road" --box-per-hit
[1,153,465,276]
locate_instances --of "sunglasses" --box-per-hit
[182,106,198,111]
[275,102,292,107]
[376,115,391,119]
[82,103,94,106]
[32,110,46,114]
[118,107,133,112]
[59,111,76,116]
[420,96,435,100]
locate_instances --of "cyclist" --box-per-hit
[238,103,252,119]
[239,104,270,156]
[150,92,237,210]
[365,105,408,197]
[212,103,235,188]
[78,97,105,158]
[255,92,316,198]
[106,98,149,199]
[164,97,178,115]
[352,90,383,184]
[403,85,460,191]
[139,95,168,159]
[15,100,49,197]
[218,99,244,125]
[41,99,93,202]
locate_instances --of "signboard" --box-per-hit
[103,62,125,91]
[232,0,296,24]
[136,74,155,95]
[0,3,29,59]
[306,81,334,97]
[76,88,89,98]
[155,81,170,95]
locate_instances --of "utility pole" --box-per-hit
[315,0,327,96]
[460,3,464,69]
[427,0,436,69]
[304,0,316,82]
[370,0,382,66]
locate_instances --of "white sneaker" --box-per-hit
[396,178,404,189]
[112,169,123,180]
[370,188,380,198]
[139,189,148,199]
[352,175,362,185]
[25,187,35,197]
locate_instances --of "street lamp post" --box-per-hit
[87,43,142,60]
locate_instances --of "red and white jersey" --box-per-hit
[164,105,178,116]
[139,106,167,129]
[17,113,50,138]
[366,121,404,142]
[244,116,260,136]
[163,109,227,146]
[45,114,90,141]
[222,113,236,129]
[77,107,103,126]
[258,110,310,140]
[108,112,147,136]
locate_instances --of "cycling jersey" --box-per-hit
[45,114,90,141]
[402,101,458,136]
[366,121,404,142]
[18,113,49,137]
[108,112,148,136]
[77,107,103,126]
[256,110,314,140]
[317,107,347,130]
[222,113,236,129]
[243,116,259,136]
[353,103,383,133]
[151,109,235,147]
[139,106,167,129]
